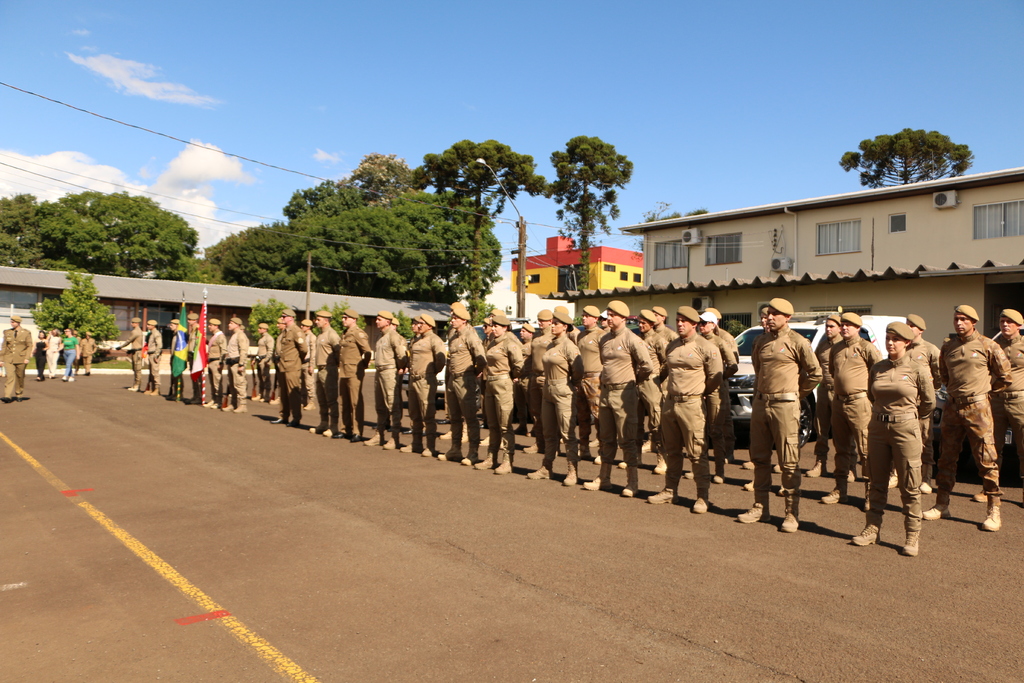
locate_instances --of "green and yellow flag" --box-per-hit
[171,303,188,377]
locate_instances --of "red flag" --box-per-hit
[191,300,208,382]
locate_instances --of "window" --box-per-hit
[974,200,1024,239]
[889,214,906,233]
[557,265,579,292]
[817,220,861,255]
[0,289,37,310]
[619,271,628,281]
[603,264,616,272]
[528,274,540,284]
[705,233,741,265]
[654,240,687,270]
[633,273,641,283]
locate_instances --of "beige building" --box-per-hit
[556,167,1024,344]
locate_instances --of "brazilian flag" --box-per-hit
[171,303,188,377]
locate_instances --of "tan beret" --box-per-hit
[315,310,332,319]
[639,309,657,324]
[767,298,794,316]
[258,322,269,330]
[606,300,629,318]
[706,307,722,319]
[840,312,862,327]
[10,314,22,323]
[187,312,199,321]
[955,304,979,322]
[300,319,313,327]
[1000,309,1024,325]
[341,308,357,319]
[280,308,296,318]
[554,305,569,316]
[521,322,535,334]
[652,305,668,318]
[131,317,141,323]
[209,318,221,326]
[887,321,915,341]
[826,313,841,325]
[230,317,243,325]
[905,314,926,330]
[147,319,157,326]
[537,309,553,321]
[418,313,436,328]
[676,305,701,323]
[552,310,573,326]
[168,319,179,326]
[377,310,395,322]
[492,312,511,327]
[450,302,470,320]
[582,305,602,318]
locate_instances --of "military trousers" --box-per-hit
[340,370,365,436]
[226,361,247,409]
[76,353,92,374]
[4,362,26,398]
[316,366,339,431]
[373,368,402,436]
[832,394,871,480]
[514,376,529,429]
[542,379,578,461]
[813,384,833,459]
[637,377,663,455]
[991,394,1024,470]
[278,368,303,423]
[131,351,144,389]
[867,415,922,532]
[258,359,273,401]
[662,395,709,492]
[484,376,515,459]
[148,354,161,393]
[188,353,201,402]
[598,382,639,466]
[445,370,480,448]
[407,374,437,445]
[206,359,224,405]
[576,374,601,447]
[749,395,802,495]
[302,367,316,408]
[528,375,546,449]
[705,384,733,466]
[936,396,1001,497]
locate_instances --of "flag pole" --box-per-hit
[201,288,208,406]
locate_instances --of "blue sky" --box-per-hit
[2,0,1022,288]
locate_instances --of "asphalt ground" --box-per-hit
[2,374,1023,683]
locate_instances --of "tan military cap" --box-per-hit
[905,314,927,330]
[147,319,157,326]
[639,309,657,324]
[209,318,221,326]
[1000,309,1024,325]
[258,322,269,330]
[826,313,841,325]
[168,319,179,326]
[131,317,141,323]
[537,309,553,321]
[342,308,358,319]
[491,308,504,317]
[300,319,313,327]
[230,317,243,325]
[187,312,199,321]
[450,302,470,320]
[552,310,573,326]
[676,305,700,323]
[887,321,915,341]
[840,312,862,327]
[492,312,511,327]
[482,316,492,326]
[377,310,395,322]
[10,314,22,323]
[652,305,668,318]
[767,298,794,316]
[280,308,296,318]
[582,305,602,318]
[521,322,535,334]
[606,300,629,318]
[554,305,569,316]
[955,304,979,322]
[706,307,722,319]
[417,313,436,328]
[315,310,332,319]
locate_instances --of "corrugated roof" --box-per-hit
[0,266,452,319]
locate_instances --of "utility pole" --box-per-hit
[516,216,527,319]
[305,251,312,320]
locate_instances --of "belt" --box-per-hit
[485,373,510,381]
[874,412,917,423]
[605,381,635,389]
[376,365,394,370]
[996,390,1024,400]
[666,393,701,402]
[547,378,568,386]
[584,371,601,378]
[953,393,988,406]
[755,391,797,401]
[317,364,327,369]
[410,373,429,381]
[837,390,867,402]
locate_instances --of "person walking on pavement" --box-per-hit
[222,317,249,413]
[698,311,738,484]
[270,308,308,427]
[905,314,941,493]
[808,314,840,479]
[367,310,407,448]
[61,329,79,382]
[575,306,604,463]
[45,328,61,379]
[401,314,447,457]
[309,310,342,436]
[119,318,145,391]
[737,298,822,532]
[924,305,1012,531]
[852,322,935,556]
[33,330,47,381]
[527,310,581,483]
[143,320,162,394]
[339,309,372,441]
[255,322,275,402]
[204,319,227,408]
[442,302,486,464]
[475,313,524,473]
[76,331,96,376]
[1,315,33,402]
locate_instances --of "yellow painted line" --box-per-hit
[0,431,320,683]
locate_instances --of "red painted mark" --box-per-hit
[175,610,231,626]
[61,489,94,497]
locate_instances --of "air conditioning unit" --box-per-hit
[681,228,703,245]
[771,256,794,272]
[933,190,959,209]
[692,296,713,310]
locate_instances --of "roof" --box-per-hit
[621,166,1024,234]
[548,259,1024,301]
[0,266,452,320]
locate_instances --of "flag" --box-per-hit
[191,300,208,382]
[171,303,188,377]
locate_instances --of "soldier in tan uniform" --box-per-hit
[477,313,524,473]
[822,312,882,508]
[119,317,145,391]
[204,319,227,408]
[255,323,275,402]
[648,306,723,512]
[925,304,1012,531]
[851,321,935,556]
[76,331,97,376]
[524,310,554,455]
[514,323,533,437]
[309,310,342,436]
[1,315,33,402]
[737,298,822,532]
[706,307,738,461]
[697,311,738,484]
[635,310,668,475]
[400,314,447,457]
[528,310,582,483]
[270,308,308,427]
[906,314,941,493]
[186,312,202,403]
[584,300,653,497]
[339,309,372,441]
[650,305,678,346]
[144,320,163,395]
[300,319,317,411]
[223,317,249,413]
[576,306,604,461]
[984,309,1024,505]
[366,310,407,448]
[808,314,840,478]
[443,303,486,463]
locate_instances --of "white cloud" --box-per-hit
[67,53,220,107]
[71,29,90,36]
[313,149,341,164]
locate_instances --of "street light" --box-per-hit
[476,158,527,320]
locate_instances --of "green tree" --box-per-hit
[283,182,365,221]
[35,191,199,279]
[839,128,974,188]
[213,222,308,290]
[33,271,119,340]
[327,301,366,337]
[394,310,413,339]
[548,136,633,289]
[347,153,413,206]
[247,298,288,339]
[414,140,546,320]
[0,194,43,268]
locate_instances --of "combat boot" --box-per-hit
[806,460,824,478]
[363,432,382,447]
[982,497,1002,532]
[852,525,880,546]
[439,431,452,441]
[494,454,513,475]
[527,458,553,480]
[971,489,987,503]
[523,443,540,454]
[888,469,898,489]
[647,488,676,505]
[620,465,640,498]
[440,447,460,462]
[400,437,422,454]
[920,462,933,494]
[473,454,495,470]
[682,468,693,480]
[781,493,800,533]
[382,431,402,451]
[654,454,667,475]
[821,477,848,505]
[563,459,578,487]
[923,491,951,520]
[583,462,614,491]
[461,447,481,467]
[901,530,920,557]
[713,459,725,484]
[738,493,770,524]
[692,489,709,514]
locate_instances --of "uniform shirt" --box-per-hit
[663,332,723,396]
[302,330,317,369]
[993,332,1024,392]
[187,326,200,356]
[641,328,668,377]
[753,325,822,397]
[599,326,653,385]
[907,338,942,390]
[702,330,739,379]
[409,330,446,378]
[314,327,342,367]
[830,336,882,397]
[528,330,554,379]
[940,330,1012,399]
[374,328,407,371]
[653,322,677,347]
[79,337,97,356]
[207,330,227,360]
[1,327,32,364]
[121,327,144,351]
[567,326,581,346]
[541,334,583,382]
[276,322,308,372]
[484,333,524,377]
[868,353,936,420]
[226,330,249,361]
[815,335,838,389]
[715,326,739,356]
[257,331,275,360]
[339,326,371,378]
[577,326,604,374]
[146,329,162,354]
[447,325,485,375]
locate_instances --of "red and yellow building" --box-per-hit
[512,236,644,295]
